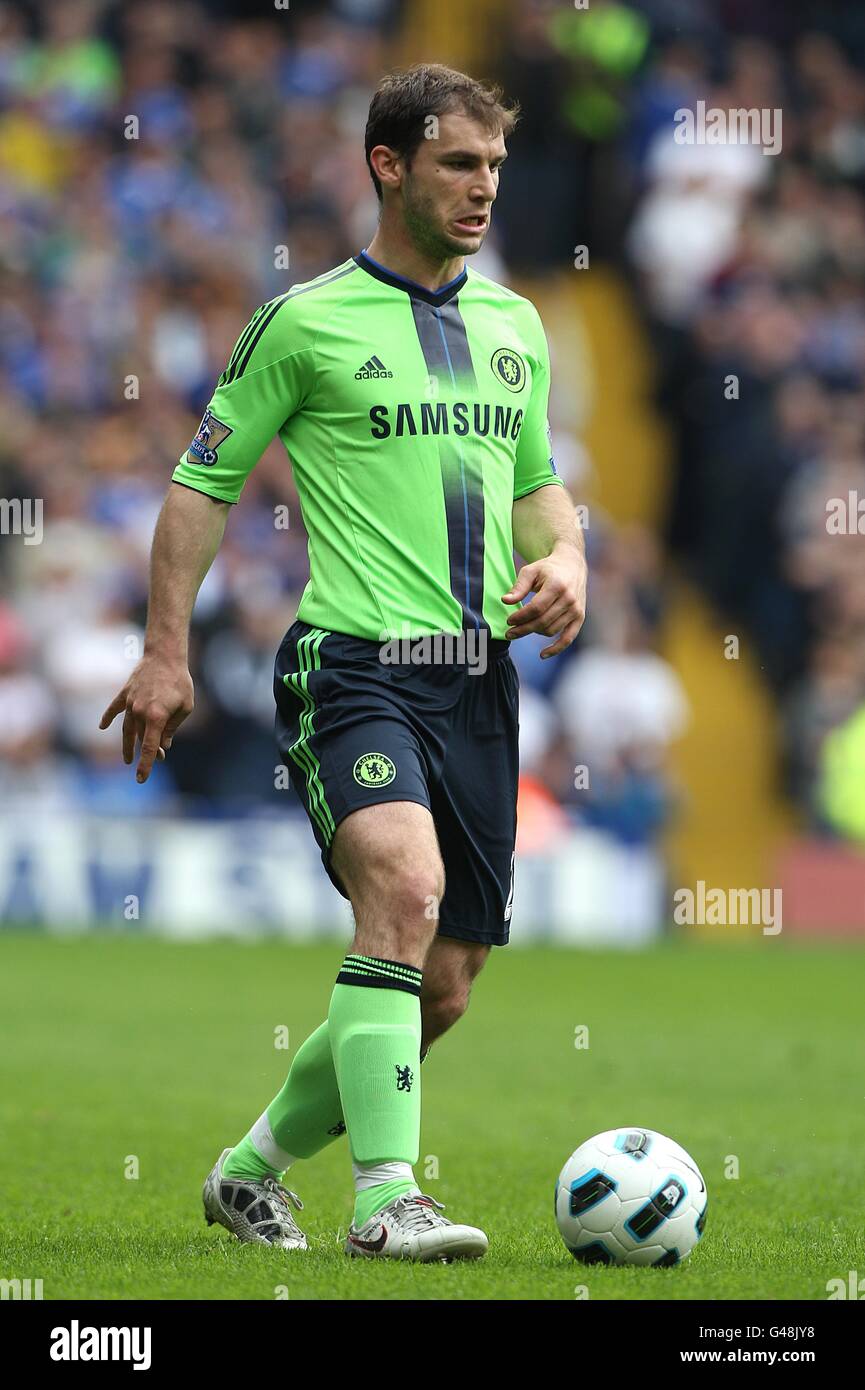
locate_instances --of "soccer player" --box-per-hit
[101,63,587,1262]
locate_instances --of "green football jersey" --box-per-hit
[173,250,563,640]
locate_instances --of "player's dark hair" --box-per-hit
[364,63,520,203]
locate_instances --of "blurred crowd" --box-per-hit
[0,0,401,818]
[1,0,861,844]
[620,4,865,832]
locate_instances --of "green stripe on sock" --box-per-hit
[337,954,423,997]
[346,954,421,973]
[344,955,422,982]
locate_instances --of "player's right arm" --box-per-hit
[99,485,228,782]
[100,291,313,782]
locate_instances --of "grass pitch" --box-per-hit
[1,932,862,1300]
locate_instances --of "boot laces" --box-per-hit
[392,1193,447,1233]
[263,1176,304,1216]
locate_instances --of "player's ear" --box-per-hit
[369,144,402,194]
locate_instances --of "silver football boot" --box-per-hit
[203,1147,307,1250]
[345,1191,488,1262]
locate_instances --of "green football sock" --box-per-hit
[353,1172,418,1228]
[222,982,434,1187]
[328,953,422,1224]
[223,1021,345,1181]
[222,1132,276,1182]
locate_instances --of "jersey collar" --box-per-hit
[353,249,467,306]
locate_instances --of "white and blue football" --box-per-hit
[555,1127,708,1266]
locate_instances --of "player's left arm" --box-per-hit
[507,485,586,658]
[505,305,587,659]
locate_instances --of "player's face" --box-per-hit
[400,111,506,260]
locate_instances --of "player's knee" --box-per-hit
[354,834,443,920]
[350,851,444,956]
[386,858,444,928]
[423,969,472,1030]
[421,985,470,1044]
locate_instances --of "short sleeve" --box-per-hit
[513,305,564,501]
[172,298,313,504]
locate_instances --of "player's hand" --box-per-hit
[502,543,587,658]
[99,656,195,783]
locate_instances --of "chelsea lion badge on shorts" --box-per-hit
[187,408,233,467]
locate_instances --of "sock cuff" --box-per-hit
[336,953,422,996]
[352,1159,415,1191]
[252,1111,297,1174]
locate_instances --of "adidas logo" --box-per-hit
[355,355,393,379]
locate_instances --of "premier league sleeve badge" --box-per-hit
[187,408,233,467]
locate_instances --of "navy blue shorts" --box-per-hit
[274,621,519,946]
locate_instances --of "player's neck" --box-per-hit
[364,226,464,294]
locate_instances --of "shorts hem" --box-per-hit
[435,922,510,947]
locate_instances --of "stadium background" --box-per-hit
[2,0,864,939]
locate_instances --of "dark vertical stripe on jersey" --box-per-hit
[410,298,474,383]
[230,299,287,382]
[224,263,360,385]
[409,297,486,632]
[222,303,268,384]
